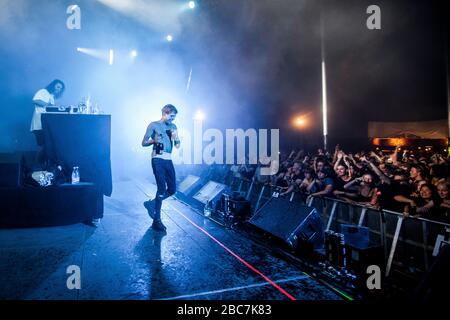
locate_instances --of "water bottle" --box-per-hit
[71,166,80,184]
[204,200,212,217]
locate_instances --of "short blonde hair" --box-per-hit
[162,104,178,115]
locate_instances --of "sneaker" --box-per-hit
[83,219,101,227]
[152,219,167,232]
[143,200,155,219]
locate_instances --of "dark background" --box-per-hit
[0,0,448,161]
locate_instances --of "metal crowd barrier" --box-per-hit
[227,176,450,278]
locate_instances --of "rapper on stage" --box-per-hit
[141,104,181,231]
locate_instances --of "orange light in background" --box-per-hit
[293,116,308,129]
[296,118,305,126]
[373,138,381,146]
[387,138,406,147]
[373,138,408,147]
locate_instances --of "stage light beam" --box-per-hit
[194,110,205,121]
[109,49,114,65]
[131,50,138,57]
[188,1,196,9]
[166,35,173,42]
[76,47,108,61]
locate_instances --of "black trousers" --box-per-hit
[33,130,44,146]
[151,157,176,220]
[33,130,46,167]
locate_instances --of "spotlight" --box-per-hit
[294,116,307,128]
[109,49,114,65]
[194,110,205,121]
[296,118,305,126]
[166,35,173,42]
[131,50,138,57]
[188,1,196,9]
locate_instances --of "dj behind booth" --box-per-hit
[0,91,112,228]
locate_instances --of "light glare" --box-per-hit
[109,49,114,65]
[194,110,205,121]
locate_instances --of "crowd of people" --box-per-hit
[230,145,450,223]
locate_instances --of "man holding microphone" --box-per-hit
[141,104,181,231]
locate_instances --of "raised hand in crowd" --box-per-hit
[348,154,364,169]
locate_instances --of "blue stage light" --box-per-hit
[109,49,114,65]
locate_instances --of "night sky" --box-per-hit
[0,0,448,153]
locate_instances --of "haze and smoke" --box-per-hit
[0,0,447,181]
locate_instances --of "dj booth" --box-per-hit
[0,113,112,228]
[41,113,112,197]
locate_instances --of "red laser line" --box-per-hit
[170,204,297,301]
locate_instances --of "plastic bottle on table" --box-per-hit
[71,166,80,184]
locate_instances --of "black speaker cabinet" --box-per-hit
[249,197,324,250]
[0,154,23,188]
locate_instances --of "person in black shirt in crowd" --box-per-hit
[410,184,442,221]
[334,173,379,206]
[333,151,353,191]
[309,167,335,198]
[437,181,450,223]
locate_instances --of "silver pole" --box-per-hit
[445,15,450,143]
[320,8,328,151]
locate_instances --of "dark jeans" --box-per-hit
[33,130,44,146]
[33,130,46,167]
[151,157,176,220]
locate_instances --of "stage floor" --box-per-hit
[0,180,344,300]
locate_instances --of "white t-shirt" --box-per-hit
[30,89,55,131]
[153,151,173,160]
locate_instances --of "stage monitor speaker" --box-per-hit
[249,197,324,250]
[340,224,370,248]
[193,180,229,205]
[0,153,23,188]
[178,175,202,196]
